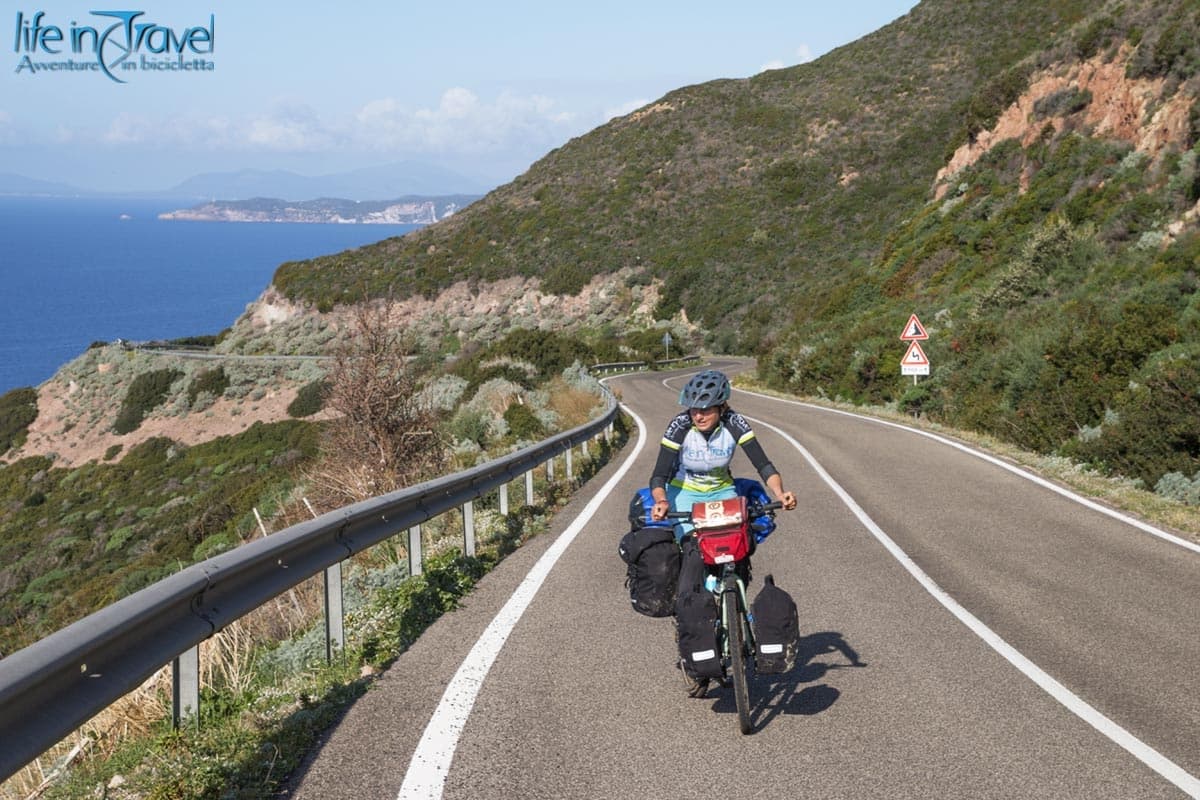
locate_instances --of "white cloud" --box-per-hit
[103,112,151,144]
[34,87,590,177]
[352,87,582,156]
[245,101,337,152]
[430,87,479,120]
[97,101,337,152]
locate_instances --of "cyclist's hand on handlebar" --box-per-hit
[651,499,670,521]
[779,491,797,511]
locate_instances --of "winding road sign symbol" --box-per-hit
[901,341,930,375]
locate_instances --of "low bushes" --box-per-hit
[0,387,38,454]
[287,380,328,418]
[113,368,183,435]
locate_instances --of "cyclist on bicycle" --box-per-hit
[648,369,796,531]
[648,369,797,697]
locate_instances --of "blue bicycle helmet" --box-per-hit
[679,369,731,408]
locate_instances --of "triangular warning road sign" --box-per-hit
[902,341,929,365]
[900,314,928,341]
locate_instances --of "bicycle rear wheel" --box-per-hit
[723,588,753,734]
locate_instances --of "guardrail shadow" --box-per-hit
[709,630,867,731]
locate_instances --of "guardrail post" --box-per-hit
[581,438,589,458]
[525,470,534,505]
[546,455,555,481]
[408,525,423,576]
[324,561,344,662]
[463,501,475,557]
[566,448,574,482]
[172,646,199,729]
[499,482,509,516]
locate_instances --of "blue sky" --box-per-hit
[2,2,917,191]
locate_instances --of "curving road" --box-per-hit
[287,360,1200,799]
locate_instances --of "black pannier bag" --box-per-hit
[617,525,680,617]
[750,574,800,674]
[674,538,723,679]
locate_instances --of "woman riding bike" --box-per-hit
[648,369,797,697]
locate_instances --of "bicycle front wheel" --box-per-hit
[723,588,753,734]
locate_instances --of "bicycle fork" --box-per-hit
[715,568,754,667]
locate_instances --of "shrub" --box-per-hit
[1155,471,1200,505]
[447,408,490,447]
[113,368,182,435]
[470,329,593,379]
[169,334,222,348]
[105,525,136,552]
[0,386,38,454]
[1075,15,1117,59]
[419,375,469,412]
[503,402,546,440]
[187,367,230,404]
[355,550,488,666]
[898,382,936,416]
[287,379,329,418]
[1065,353,1200,488]
[1032,88,1092,119]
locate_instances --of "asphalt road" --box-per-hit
[287,360,1200,799]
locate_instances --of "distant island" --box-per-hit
[158,195,480,224]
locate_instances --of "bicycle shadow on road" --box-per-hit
[709,630,867,731]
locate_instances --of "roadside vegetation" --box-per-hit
[0,306,632,800]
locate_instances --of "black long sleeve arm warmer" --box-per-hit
[649,444,677,493]
[740,435,780,484]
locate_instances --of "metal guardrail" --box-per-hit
[0,352,711,782]
[590,354,700,374]
[0,387,621,783]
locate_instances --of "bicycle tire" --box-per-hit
[723,588,753,734]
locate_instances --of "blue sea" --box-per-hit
[0,196,419,395]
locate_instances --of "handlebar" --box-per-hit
[665,500,783,521]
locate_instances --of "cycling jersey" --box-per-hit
[649,408,779,494]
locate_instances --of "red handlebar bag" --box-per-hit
[692,497,751,565]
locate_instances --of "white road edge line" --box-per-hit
[397,399,648,800]
[742,389,1200,556]
[747,412,1200,797]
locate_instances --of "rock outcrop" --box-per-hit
[935,47,1196,199]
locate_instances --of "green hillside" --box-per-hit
[273,0,1200,491]
[274,1,1088,331]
